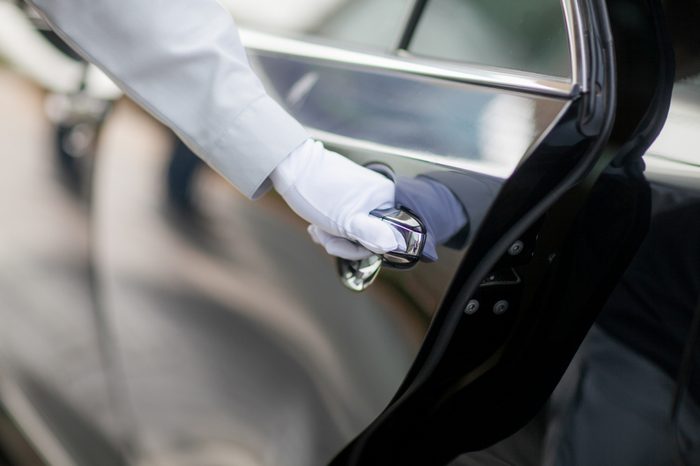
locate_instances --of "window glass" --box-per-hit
[409,0,571,78]
[222,0,413,52]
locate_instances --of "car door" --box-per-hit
[88,0,661,465]
[240,1,617,463]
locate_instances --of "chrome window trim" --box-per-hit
[240,0,591,97]
[241,29,578,98]
[562,0,589,93]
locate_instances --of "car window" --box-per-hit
[311,0,413,50]
[409,0,571,78]
[223,0,413,52]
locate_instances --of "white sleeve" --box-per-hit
[26,0,309,199]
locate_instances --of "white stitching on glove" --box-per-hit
[270,139,405,260]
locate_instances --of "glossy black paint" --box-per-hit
[330,88,614,466]
[327,0,675,464]
[328,0,637,463]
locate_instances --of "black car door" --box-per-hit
[241,0,645,464]
[89,0,669,465]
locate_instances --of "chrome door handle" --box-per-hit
[336,207,426,292]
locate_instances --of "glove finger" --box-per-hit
[346,215,406,254]
[308,225,374,260]
[325,238,376,261]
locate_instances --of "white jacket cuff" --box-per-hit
[207,95,309,199]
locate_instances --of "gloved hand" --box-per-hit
[270,139,405,260]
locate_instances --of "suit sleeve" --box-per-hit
[26,0,308,198]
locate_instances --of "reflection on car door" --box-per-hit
[243,1,623,465]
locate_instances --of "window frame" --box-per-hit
[398,0,579,85]
[239,0,588,98]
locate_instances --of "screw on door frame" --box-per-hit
[464,300,480,315]
[508,240,524,256]
[493,300,509,315]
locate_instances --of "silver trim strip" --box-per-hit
[240,29,576,98]
[562,0,589,93]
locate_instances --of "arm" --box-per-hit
[27,0,402,258]
[27,0,305,198]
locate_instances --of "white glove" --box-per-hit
[270,139,405,260]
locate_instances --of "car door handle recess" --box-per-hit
[337,207,426,292]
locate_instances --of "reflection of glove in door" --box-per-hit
[395,176,468,262]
